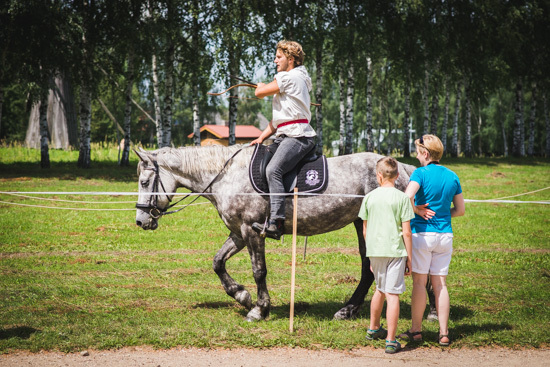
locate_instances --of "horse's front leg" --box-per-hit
[212,232,252,310]
[333,218,375,320]
[242,225,270,322]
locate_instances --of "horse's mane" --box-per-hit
[154,144,253,176]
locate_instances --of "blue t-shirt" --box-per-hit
[410,164,462,233]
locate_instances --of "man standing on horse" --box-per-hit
[250,40,317,240]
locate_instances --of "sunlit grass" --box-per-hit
[0,147,549,352]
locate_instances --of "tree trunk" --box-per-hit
[528,82,537,156]
[430,92,439,135]
[383,63,391,155]
[151,53,163,147]
[477,101,483,156]
[228,81,238,146]
[499,94,508,157]
[345,63,354,155]
[464,83,472,157]
[39,89,50,169]
[423,69,430,135]
[161,45,174,148]
[544,91,550,157]
[451,81,461,158]
[365,56,374,152]
[192,84,201,146]
[77,83,92,168]
[338,68,346,156]
[512,78,524,157]
[403,79,411,157]
[57,72,78,148]
[314,45,323,155]
[0,86,3,135]
[442,77,449,153]
[120,51,135,166]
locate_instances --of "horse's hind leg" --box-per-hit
[213,232,252,310]
[333,218,375,320]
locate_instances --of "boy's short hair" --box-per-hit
[415,134,444,161]
[376,156,399,180]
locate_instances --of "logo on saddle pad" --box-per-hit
[249,144,329,194]
[305,169,320,186]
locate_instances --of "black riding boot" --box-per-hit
[252,219,284,240]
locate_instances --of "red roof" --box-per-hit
[187,124,262,139]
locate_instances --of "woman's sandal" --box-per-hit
[397,330,423,342]
[439,334,450,346]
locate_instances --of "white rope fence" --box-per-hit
[0,187,549,210]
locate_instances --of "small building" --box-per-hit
[188,124,263,146]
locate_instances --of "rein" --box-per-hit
[136,145,251,218]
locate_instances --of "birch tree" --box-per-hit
[441,77,450,152]
[527,82,537,156]
[512,78,524,157]
[365,56,374,152]
[545,92,550,157]
[451,81,461,157]
[464,83,473,157]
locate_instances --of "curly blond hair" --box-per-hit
[276,40,305,66]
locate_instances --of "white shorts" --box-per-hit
[369,257,407,294]
[412,232,454,275]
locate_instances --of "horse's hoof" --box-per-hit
[235,290,252,310]
[245,307,264,322]
[427,308,438,322]
[333,304,360,320]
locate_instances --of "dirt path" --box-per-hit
[1,346,548,367]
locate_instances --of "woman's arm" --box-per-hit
[450,193,465,217]
[255,80,280,99]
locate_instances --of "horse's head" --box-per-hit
[134,148,176,230]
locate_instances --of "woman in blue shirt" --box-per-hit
[400,134,465,346]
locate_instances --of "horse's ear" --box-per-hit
[133,148,148,163]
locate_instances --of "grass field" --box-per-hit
[0,146,549,353]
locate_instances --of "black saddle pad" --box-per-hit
[249,143,329,194]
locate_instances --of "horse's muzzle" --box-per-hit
[136,209,159,230]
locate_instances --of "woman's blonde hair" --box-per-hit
[415,134,444,161]
[276,40,305,66]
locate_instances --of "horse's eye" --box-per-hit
[141,180,149,187]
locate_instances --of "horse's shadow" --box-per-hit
[0,326,40,340]
[194,300,480,322]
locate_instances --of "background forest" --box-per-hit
[1,0,549,168]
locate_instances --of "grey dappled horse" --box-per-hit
[135,144,416,321]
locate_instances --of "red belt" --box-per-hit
[277,119,309,128]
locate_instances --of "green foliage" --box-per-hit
[0,148,549,352]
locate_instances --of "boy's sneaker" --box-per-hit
[385,339,402,354]
[366,326,387,340]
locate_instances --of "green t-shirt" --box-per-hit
[358,186,415,257]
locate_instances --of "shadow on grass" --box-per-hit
[0,161,137,182]
[402,322,513,350]
[192,301,238,309]
[0,326,40,340]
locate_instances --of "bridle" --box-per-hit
[135,160,186,219]
[135,145,250,219]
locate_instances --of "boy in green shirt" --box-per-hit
[358,157,414,354]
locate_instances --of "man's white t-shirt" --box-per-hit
[273,66,316,138]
